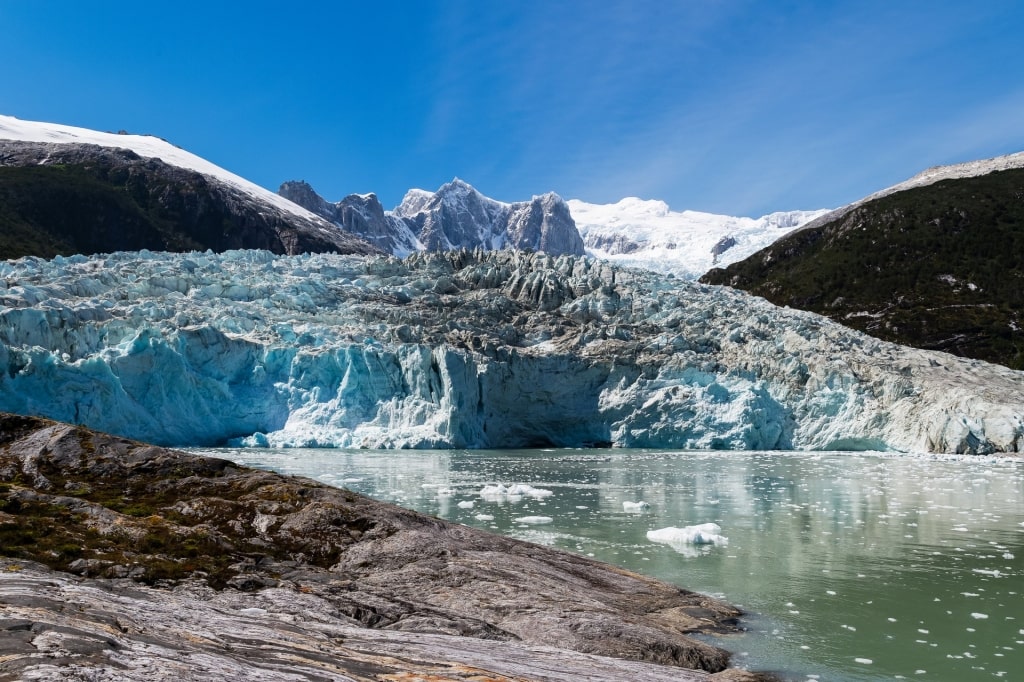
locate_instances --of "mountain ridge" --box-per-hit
[281,177,829,278]
[0,115,380,259]
[281,177,586,258]
[702,151,1024,369]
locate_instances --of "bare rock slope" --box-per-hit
[0,413,770,681]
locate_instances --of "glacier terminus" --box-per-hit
[1,248,1021,454]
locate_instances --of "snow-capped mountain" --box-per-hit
[281,178,585,258]
[701,150,1024,369]
[2,249,1020,453]
[279,181,423,256]
[793,150,1024,235]
[569,197,830,279]
[0,115,379,257]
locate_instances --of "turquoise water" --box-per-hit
[204,447,1024,681]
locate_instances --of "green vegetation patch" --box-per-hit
[0,415,384,588]
[702,168,1024,369]
[0,160,253,260]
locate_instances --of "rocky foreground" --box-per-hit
[0,413,772,681]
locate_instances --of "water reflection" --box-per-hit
[202,447,1024,681]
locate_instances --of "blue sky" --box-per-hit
[3,1,1023,216]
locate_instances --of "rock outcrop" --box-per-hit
[280,181,423,257]
[0,413,770,681]
[0,249,1022,453]
[282,178,585,257]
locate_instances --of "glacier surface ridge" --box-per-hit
[0,249,1022,453]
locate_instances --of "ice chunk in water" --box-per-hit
[513,516,554,524]
[647,523,728,548]
[480,483,553,501]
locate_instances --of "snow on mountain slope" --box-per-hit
[569,197,829,279]
[0,114,332,233]
[1,249,1021,453]
[794,150,1024,235]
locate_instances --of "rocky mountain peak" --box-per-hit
[281,178,585,257]
[278,180,332,216]
[394,188,434,218]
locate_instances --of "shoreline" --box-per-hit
[0,413,778,681]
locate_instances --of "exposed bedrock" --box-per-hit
[0,413,774,681]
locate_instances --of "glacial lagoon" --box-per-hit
[206,447,1024,681]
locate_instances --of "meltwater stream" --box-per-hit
[205,448,1024,681]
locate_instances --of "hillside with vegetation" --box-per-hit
[701,168,1024,369]
[0,141,379,260]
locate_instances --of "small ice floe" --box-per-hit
[622,501,651,512]
[457,500,475,509]
[973,568,1002,577]
[854,658,873,665]
[474,514,494,521]
[647,523,728,556]
[479,483,553,501]
[970,613,989,620]
[436,488,456,497]
[513,516,554,524]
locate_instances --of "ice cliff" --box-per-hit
[1,249,1022,453]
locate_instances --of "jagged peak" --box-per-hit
[342,191,380,203]
[532,191,566,205]
[279,179,316,191]
[446,176,474,190]
[436,177,491,203]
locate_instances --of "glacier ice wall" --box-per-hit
[0,249,1021,453]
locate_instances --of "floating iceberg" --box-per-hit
[648,524,729,548]
[479,483,555,501]
[513,516,554,525]
[623,501,651,512]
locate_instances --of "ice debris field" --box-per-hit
[217,445,1024,681]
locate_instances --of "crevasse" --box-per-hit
[0,249,1021,453]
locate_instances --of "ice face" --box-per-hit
[0,249,1021,452]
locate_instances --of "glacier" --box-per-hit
[569,197,830,279]
[0,249,1022,453]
